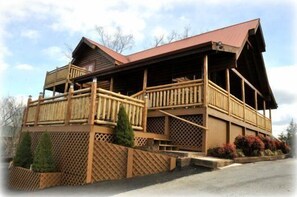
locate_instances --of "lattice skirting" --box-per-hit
[92,141,175,183]
[147,117,165,134]
[169,115,204,150]
[27,131,89,186]
[94,132,148,147]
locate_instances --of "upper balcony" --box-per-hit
[43,64,90,94]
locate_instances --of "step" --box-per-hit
[164,150,205,158]
[191,157,233,169]
[159,144,179,151]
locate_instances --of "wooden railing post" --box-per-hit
[34,92,43,126]
[23,95,32,127]
[65,84,74,125]
[142,95,148,132]
[263,100,266,130]
[254,91,258,126]
[126,148,134,178]
[203,55,208,107]
[89,77,97,125]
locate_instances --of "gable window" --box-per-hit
[83,62,95,72]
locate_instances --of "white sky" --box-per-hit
[0,0,296,137]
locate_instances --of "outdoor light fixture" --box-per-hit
[216,41,223,49]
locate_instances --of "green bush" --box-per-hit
[13,132,33,169]
[114,105,134,147]
[32,132,56,172]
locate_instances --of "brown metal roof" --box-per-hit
[82,19,259,64]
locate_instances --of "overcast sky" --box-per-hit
[0,0,296,137]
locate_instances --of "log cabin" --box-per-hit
[21,19,277,184]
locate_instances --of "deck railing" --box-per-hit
[145,79,203,109]
[24,86,145,130]
[24,79,272,132]
[208,80,271,132]
[44,64,90,88]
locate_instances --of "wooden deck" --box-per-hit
[43,64,90,93]
[24,79,272,133]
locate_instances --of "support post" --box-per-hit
[126,148,134,178]
[263,100,266,129]
[203,55,209,107]
[202,55,208,154]
[34,92,43,126]
[110,77,114,91]
[164,116,169,137]
[142,95,148,132]
[226,68,230,115]
[242,78,246,121]
[227,121,231,143]
[143,68,148,93]
[65,84,74,125]
[88,78,97,124]
[254,91,258,126]
[23,95,32,127]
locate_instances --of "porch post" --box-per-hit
[23,95,32,127]
[34,92,43,126]
[202,54,208,153]
[226,68,230,115]
[86,77,97,183]
[142,95,148,132]
[143,68,148,93]
[263,100,266,129]
[65,84,74,125]
[110,77,114,91]
[254,91,258,126]
[241,78,246,122]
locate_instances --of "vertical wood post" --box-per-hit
[110,77,114,91]
[203,55,209,107]
[88,78,97,124]
[241,79,246,122]
[226,68,231,115]
[34,93,43,126]
[243,127,246,136]
[126,148,134,178]
[254,91,258,126]
[65,84,74,125]
[169,157,176,171]
[263,100,266,129]
[86,78,97,183]
[202,55,208,154]
[142,95,148,132]
[227,121,231,143]
[86,125,95,183]
[269,108,272,131]
[164,116,169,137]
[23,95,32,127]
[143,69,148,94]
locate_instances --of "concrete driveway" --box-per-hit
[116,158,297,197]
[3,158,296,196]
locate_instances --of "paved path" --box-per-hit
[3,158,296,196]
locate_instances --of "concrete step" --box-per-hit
[191,157,234,169]
[164,150,205,158]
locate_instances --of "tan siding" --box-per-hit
[230,124,243,143]
[208,117,227,148]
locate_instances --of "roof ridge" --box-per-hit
[127,18,260,58]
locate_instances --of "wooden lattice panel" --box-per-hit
[132,149,169,177]
[147,117,165,134]
[28,131,89,186]
[92,141,127,182]
[134,137,147,147]
[94,133,114,143]
[169,115,203,150]
[9,167,40,191]
[39,172,61,189]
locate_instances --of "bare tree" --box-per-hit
[1,96,25,158]
[95,26,134,53]
[63,43,73,61]
[153,25,192,47]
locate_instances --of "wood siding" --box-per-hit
[74,47,115,72]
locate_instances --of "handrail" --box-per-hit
[146,79,203,91]
[97,88,144,104]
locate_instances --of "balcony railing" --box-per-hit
[44,64,90,89]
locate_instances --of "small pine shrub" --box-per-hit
[207,143,237,159]
[13,132,33,169]
[32,132,56,172]
[234,135,264,156]
[114,105,134,147]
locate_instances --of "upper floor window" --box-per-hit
[83,62,95,72]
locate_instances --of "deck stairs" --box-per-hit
[147,138,179,151]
